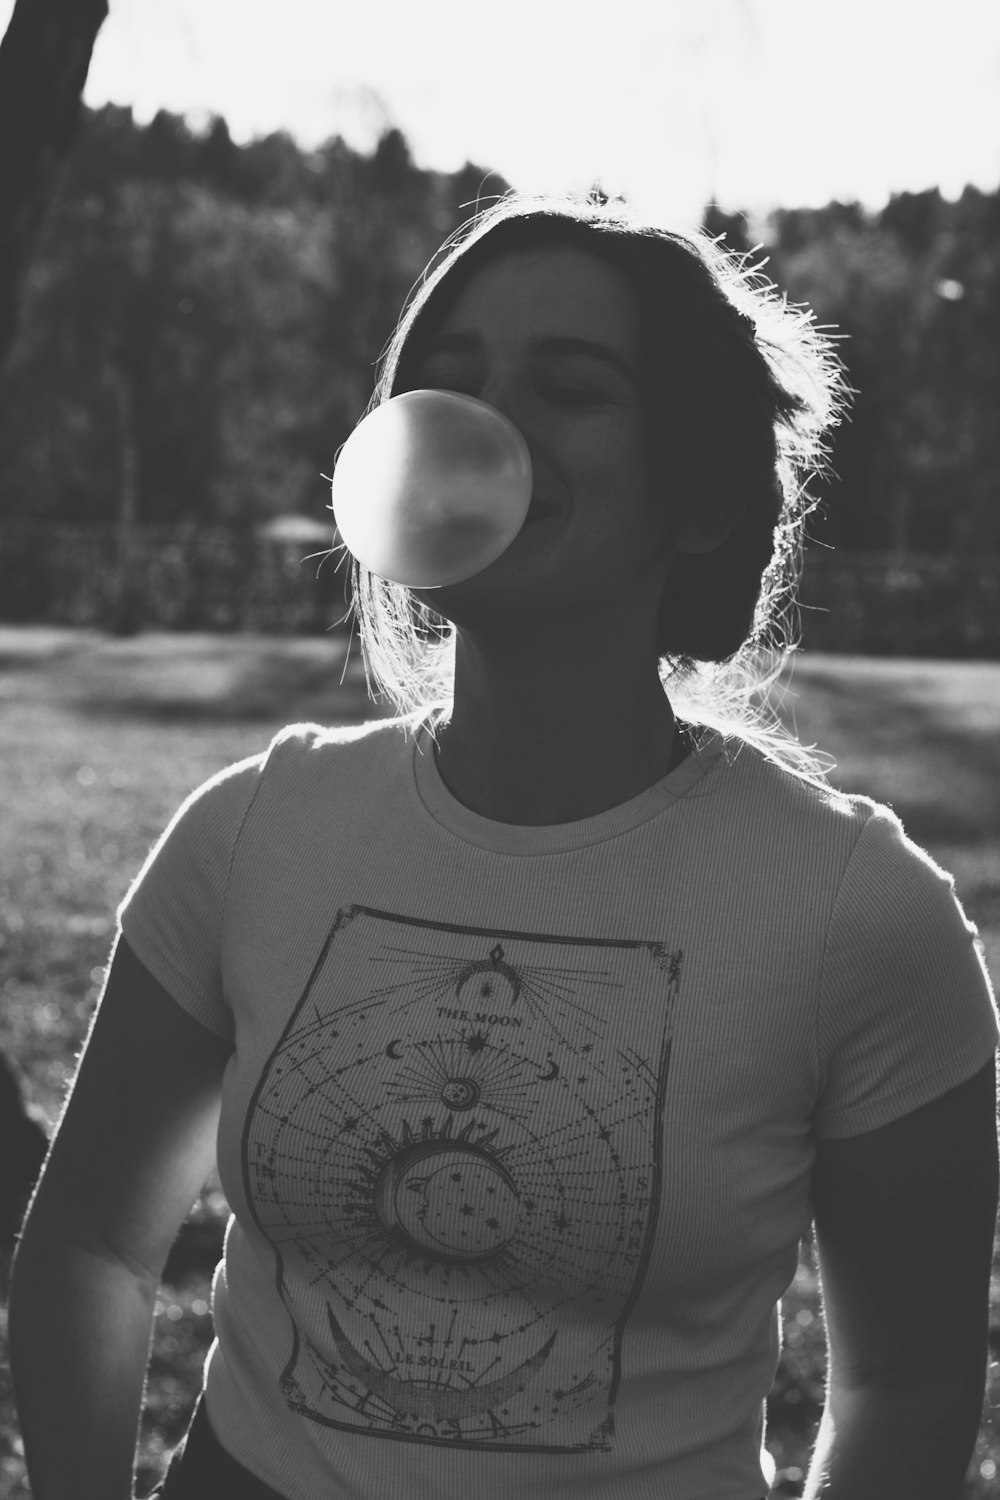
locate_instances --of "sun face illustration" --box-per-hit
[440,1077,480,1109]
[347,1116,521,1265]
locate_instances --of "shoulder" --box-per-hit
[721,738,984,934]
[127,717,408,886]
[128,749,266,875]
[171,747,265,824]
[175,716,409,807]
[266,715,407,756]
[706,733,884,870]
[205,716,422,842]
[257,715,414,788]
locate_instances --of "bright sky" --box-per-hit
[5,0,999,225]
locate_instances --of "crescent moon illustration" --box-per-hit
[385,1039,403,1059]
[538,1058,559,1081]
[326,1305,556,1419]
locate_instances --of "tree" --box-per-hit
[0,0,109,369]
[701,201,752,256]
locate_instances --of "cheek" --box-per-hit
[576,414,647,483]
[599,426,653,520]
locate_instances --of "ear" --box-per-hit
[675,491,744,555]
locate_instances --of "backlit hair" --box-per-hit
[340,191,848,776]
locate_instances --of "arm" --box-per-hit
[804,1056,998,1500]
[9,936,233,1500]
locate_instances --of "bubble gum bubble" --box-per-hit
[331,390,533,588]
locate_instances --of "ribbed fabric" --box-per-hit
[120,718,997,1500]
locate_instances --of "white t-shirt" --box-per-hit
[119,719,998,1500]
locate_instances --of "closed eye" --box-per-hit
[537,380,610,408]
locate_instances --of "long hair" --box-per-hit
[340,192,848,775]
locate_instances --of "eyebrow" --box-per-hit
[418,331,636,381]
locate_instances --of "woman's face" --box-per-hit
[403,242,676,629]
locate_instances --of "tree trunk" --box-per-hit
[109,359,142,635]
[0,0,109,369]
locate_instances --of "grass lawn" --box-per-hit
[0,627,997,1497]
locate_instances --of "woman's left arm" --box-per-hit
[804,1055,998,1500]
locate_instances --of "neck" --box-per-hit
[432,613,679,825]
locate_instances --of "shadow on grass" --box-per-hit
[1,627,395,728]
[74,651,383,725]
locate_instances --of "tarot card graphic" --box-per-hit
[242,907,680,1453]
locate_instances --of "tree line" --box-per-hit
[1,103,998,558]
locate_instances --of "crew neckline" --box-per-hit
[410,724,725,855]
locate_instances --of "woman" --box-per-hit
[11,193,998,1500]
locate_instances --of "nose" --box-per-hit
[473,380,557,510]
[477,371,522,427]
[476,372,535,457]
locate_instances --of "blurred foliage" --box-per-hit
[3,525,1000,658]
[0,106,998,562]
[795,549,1000,657]
[777,191,1000,557]
[0,106,508,531]
[0,521,349,635]
[709,192,1000,556]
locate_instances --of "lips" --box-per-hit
[524,497,557,525]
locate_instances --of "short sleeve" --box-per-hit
[815,804,998,1139]
[117,754,264,1041]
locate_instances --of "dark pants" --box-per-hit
[148,1398,768,1499]
[146,1398,286,1499]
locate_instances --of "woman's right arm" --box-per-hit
[9,935,233,1500]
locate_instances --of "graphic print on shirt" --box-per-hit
[242,906,681,1453]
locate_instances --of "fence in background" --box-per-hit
[796,550,1000,657]
[1,523,998,657]
[0,522,348,636]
